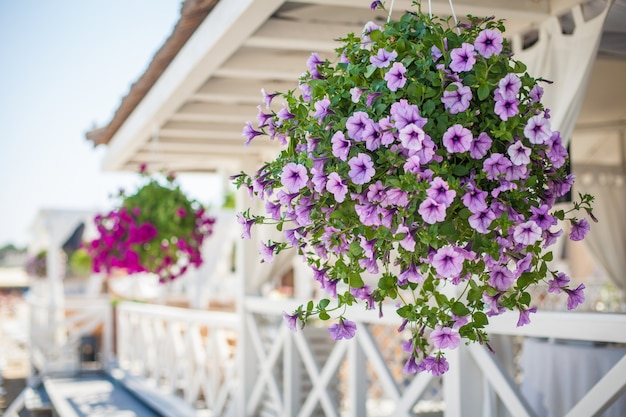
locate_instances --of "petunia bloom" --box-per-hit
[513,221,542,245]
[432,246,464,279]
[517,307,537,327]
[449,43,476,72]
[430,325,461,349]
[331,131,351,161]
[281,163,309,193]
[348,153,375,184]
[474,28,503,58]
[442,124,473,153]
[283,311,301,332]
[564,284,585,310]
[384,62,407,91]
[329,318,357,340]
[569,218,590,241]
[418,197,446,224]
[524,116,552,144]
[370,48,398,68]
[326,172,348,202]
[441,82,472,114]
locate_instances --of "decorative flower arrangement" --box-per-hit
[233,2,594,375]
[87,166,216,282]
[25,250,47,278]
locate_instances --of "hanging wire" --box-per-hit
[448,0,461,34]
[428,0,432,18]
[387,0,396,23]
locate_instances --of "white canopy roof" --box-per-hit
[88,0,626,173]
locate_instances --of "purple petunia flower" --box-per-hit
[483,153,512,180]
[517,307,537,327]
[470,132,493,159]
[282,311,301,332]
[494,91,520,121]
[348,153,375,184]
[331,131,351,161]
[442,124,473,153]
[346,111,375,142]
[313,97,334,122]
[497,73,521,99]
[548,271,570,293]
[530,204,557,230]
[513,220,542,245]
[299,82,312,102]
[378,116,396,145]
[399,124,426,150]
[524,116,552,144]
[399,261,423,285]
[281,163,309,193]
[441,82,473,114]
[449,43,476,72]
[430,325,461,349]
[329,318,357,340]
[403,155,421,174]
[468,209,496,233]
[326,172,348,202]
[350,87,366,103]
[530,84,544,103]
[422,356,450,376]
[508,141,531,165]
[384,62,407,91]
[432,246,464,279]
[403,355,419,374]
[265,201,282,221]
[259,241,276,263]
[361,21,382,48]
[261,88,279,108]
[418,197,446,224]
[236,212,256,240]
[569,218,590,241]
[546,131,568,168]
[564,284,585,310]
[474,28,503,58]
[242,121,264,146]
[488,265,515,291]
[370,48,398,68]
[391,99,427,130]
[427,177,456,207]
[462,184,488,213]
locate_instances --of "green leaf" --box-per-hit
[451,302,470,316]
[364,64,377,78]
[349,273,365,288]
[472,311,489,327]
[319,311,330,320]
[513,60,527,73]
[477,84,491,101]
[318,298,330,310]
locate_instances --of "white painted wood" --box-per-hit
[565,354,626,417]
[468,344,537,417]
[444,345,484,417]
[348,336,367,417]
[103,0,287,171]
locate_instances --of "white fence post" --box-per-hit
[444,344,484,417]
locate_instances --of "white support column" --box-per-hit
[283,332,301,417]
[348,335,368,416]
[444,344,484,417]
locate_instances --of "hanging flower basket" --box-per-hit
[87,167,216,282]
[233,2,594,375]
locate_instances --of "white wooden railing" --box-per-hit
[28,296,113,377]
[26,295,626,417]
[115,301,239,415]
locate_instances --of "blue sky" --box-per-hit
[0,1,221,248]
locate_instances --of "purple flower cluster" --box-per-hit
[235,10,595,375]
